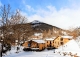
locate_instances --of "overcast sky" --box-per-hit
[1,0,80,29]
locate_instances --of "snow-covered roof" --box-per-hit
[32,40,45,43]
[45,37,56,41]
[45,38,54,41]
[61,36,73,39]
[25,41,28,42]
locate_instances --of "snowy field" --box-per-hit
[3,48,68,57]
[55,39,80,57]
[2,39,80,57]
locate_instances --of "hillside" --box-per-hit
[0,20,69,44]
[30,20,68,38]
[31,20,62,32]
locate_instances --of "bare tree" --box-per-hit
[10,9,27,25]
[0,4,11,57]
[68,27,78,39]
[0,4,31,54]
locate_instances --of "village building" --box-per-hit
[23,35,73,51]
[23,39,45,51]
[53,36,73,48]
[23,41,28,48]
[45,37,56,49]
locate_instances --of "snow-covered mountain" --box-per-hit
[30,20,68,35]
[31,20,42,24]
[31,20,42,27]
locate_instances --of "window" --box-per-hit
[47,45,49,47]
[37,43,39,48]
[50,41,51,44]
[60,38,63,41]
[50,41,52,47]
[28,43,31,47]
[61,42,63,45]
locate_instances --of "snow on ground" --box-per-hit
[3,47,68,57]
[75,36,80,47]
[55,39,80,56]
[2,39,80,57]
[34,33,42,36]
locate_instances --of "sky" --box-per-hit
[0,0,80,29]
